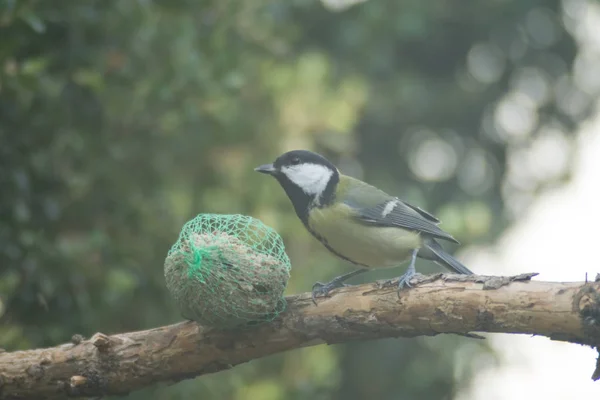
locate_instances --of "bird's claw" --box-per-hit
[311,280,348,305]
[397,270,416,298]
[398,276,413,289]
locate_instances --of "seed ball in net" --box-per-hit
[164,214,291,329]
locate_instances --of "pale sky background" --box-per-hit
[456,107,600,400]
[454,2,600,399]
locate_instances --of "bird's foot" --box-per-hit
[311,279,349,305]
[397,269,418,298]
[397,271,415,289]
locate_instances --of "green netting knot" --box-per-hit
[185,245,221,283]
[164,213,292,329]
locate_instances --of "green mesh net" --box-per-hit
[164,213,292,329]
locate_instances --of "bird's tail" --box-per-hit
[423,238,473,275]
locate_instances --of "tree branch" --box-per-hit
[2,273,600,399]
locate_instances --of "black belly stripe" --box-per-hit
[304,223,370,268]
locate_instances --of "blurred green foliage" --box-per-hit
[0,0,593,399]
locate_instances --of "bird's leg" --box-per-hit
[312,268,368,305]
[397,248,419,293]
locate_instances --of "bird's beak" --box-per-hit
[254,163,276,175]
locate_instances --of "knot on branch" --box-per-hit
[91,333,111,352]
[573,282,600,381]
[576,284,600,341]
[71,334,85,345]
[64,369,109,398]
[70,375,87,388]
[573,281,600,381]
[91,333,120,353]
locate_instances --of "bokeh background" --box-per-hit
[2,0,600,399]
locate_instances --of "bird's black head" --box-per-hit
[255,150,340,222]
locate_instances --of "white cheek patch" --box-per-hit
[381,198,400,217]
[281,163,333,196]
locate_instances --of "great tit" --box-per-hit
[255,150,473,303]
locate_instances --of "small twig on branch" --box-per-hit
[1,273,600,399]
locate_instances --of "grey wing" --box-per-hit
[402,202,440,223]
[352,198,459,244]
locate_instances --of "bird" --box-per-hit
[254,149,473,303]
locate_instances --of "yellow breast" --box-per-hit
[308,204,422,268]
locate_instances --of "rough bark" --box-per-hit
[1,273,600,399]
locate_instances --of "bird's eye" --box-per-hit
[290,157,300,165]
